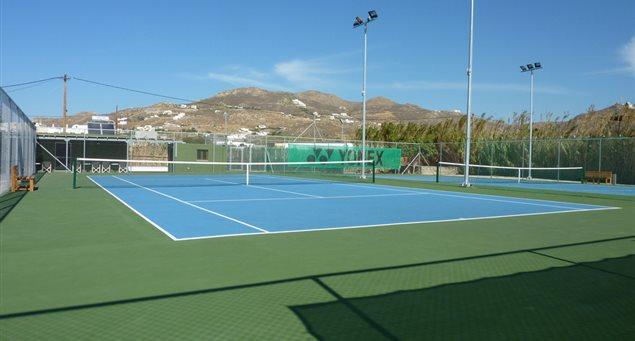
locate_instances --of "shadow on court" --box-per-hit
[1,235,633,339]
[292,255,635,340]
[0,173,44,224]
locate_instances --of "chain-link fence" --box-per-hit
[34,127,635,184]
[1,88,36,195]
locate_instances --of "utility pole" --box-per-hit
[62,74,69,133]
[114,105,119,132]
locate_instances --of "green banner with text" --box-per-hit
[287,145,401,170]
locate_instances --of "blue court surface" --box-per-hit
[88,174,617,241]
[377,174,635,197]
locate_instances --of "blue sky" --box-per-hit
[1,0,633,120]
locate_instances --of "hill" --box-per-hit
[33,88,633,140]
[35,87,461,138]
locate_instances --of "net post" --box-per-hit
[436,162,440,183]
[246,163,250,185]
[72,158,77,189]
[372,160,375,183]
[517,168,521,183]
[580,166,585,184]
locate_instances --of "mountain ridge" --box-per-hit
[32,87,633,139]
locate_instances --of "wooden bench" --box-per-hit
[10,165,37,192]
[585,170,612,184]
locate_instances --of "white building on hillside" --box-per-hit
[292,99,307,108]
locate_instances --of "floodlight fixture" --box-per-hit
[520,65,528,72]
[368,10,378,20]
[353,16,364,28]
[526,64,534,70]
[534,62,542,68]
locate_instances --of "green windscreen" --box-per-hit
[287,145,401,171]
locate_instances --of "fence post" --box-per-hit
[436,162,440,183]
[557,139,561,181]
[598,138,602,171]
[72,158,77,189]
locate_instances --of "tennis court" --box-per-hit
[87,171,615,240]
[2,169,634,339]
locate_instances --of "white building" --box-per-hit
[292,99,307,108]
[68,124,88,134]
[136,125,155,131]
[91,115,110,122]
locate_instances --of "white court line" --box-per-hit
[174,206,621,241]
[205,177,323,198]
[248,184,323,198]
[112,176,268,233]
[187,192,427,203]
[87,176,179,241]
[205,178,238,185]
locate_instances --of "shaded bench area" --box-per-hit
[0,172,45,224]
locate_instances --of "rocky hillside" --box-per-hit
[34,87,460,138]
[33,87,633,139]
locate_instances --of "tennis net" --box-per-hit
[72,158,375,189]
[436,161,584,185]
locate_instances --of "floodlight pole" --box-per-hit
[354,11,376,179]
[520,63,541,178]
[529,69,534,179]
[463,0,474,187]
[361,24,368,178]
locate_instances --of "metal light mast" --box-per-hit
[353,10,378,178]
[520,62,542,179]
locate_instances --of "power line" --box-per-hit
[6,81,55,93]
[0,76,63,88]
[73,77,197,103]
